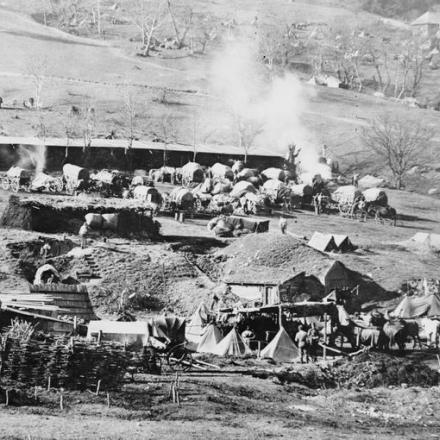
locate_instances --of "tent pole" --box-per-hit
[323,313,328,361]
[278,305,282,330]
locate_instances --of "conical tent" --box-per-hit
[260,327,299,363]
[197,324,222,354]
[186,303,210,350]
[212,328,252,357]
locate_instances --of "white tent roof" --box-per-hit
[308,232,338,252]
[410,233,440,251]
[411,11,440,26]
[212,328,252,357]
[186,303,210,350]
[197,324,222,354]
[260,327,298,363]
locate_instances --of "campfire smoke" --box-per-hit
[210,41,331,179]
[17,145,46,174]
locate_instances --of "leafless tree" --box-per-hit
[129,0,165,57]
[27,56,49,110]
[190,14,217,54]
[152,112,177,165]
[121,87,137,149]
[362,114,434,189]
[233,114,262,164]
[166,0,193,49]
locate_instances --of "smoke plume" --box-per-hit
[17,145,46,174]
[210,41,331,178]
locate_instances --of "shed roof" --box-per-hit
[0,136,281,158]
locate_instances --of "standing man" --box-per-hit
[295,325,309,363]
[40,241,51,262]
[279,216,287,234]
[79,222,89,249]
[307,323,320,363]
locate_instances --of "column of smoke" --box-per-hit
[210,41,331,180]
[17,145,46,174]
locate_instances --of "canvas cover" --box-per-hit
[181,162,204,183]
[150,316,186,344]
[197,324,222,353]
[333,234,355,252]
[392,294,440,319]
[33,264,61,285]
[262,168,285,181]
[30,173,55,190]
[308,232,338,252]
[87,320,150,347]
[186,303,210,349]
[212,327,252,357]
[260,327,298,362]
[230,181,257,198]
[358,175,385,189]
[332,185,362,204]
[211,163,234,181]
[362,188,388,206]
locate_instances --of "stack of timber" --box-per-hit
[0,284,97,335]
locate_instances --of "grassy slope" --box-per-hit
[0,2,439,191]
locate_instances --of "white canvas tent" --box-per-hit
[260,327,298,362]
[409,233,440,252]
[308,232,338,252]
[212,327,252,357]
[186,303,210,350]
[197,324,222,354]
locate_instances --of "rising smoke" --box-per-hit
[210,41,331,179]
[17,145,46,174]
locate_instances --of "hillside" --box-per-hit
[0,1,440,193]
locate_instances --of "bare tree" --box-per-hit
[362,114,434,189]
[121,87,137,149]
[233,114,262,164]
[129,0,165,57]
[27,56,48,109]
[166,0,193,49]
[152,112,177,165]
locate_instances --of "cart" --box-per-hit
[1,167,32,192]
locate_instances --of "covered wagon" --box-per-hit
[63,164,90,194]
[262,168,285,181]
[362,188,388,207]
[289,183,313,208]
[210,163,234,181]
[30,172,64,193]
[262,179,289,204]
[181,162,205,187]
[332,185,364,218]
[133,185,162,205]
[230,181,257,199]
[2,166,33,192]
[168,187,195,211]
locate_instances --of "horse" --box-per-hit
[368,205,397,226]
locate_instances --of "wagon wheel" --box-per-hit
[1,177,10,191]
[10,179,20,193]
[194,198,203,212]
[54,178,64,193]
[182,177,191,188]
[166,346,193,372]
